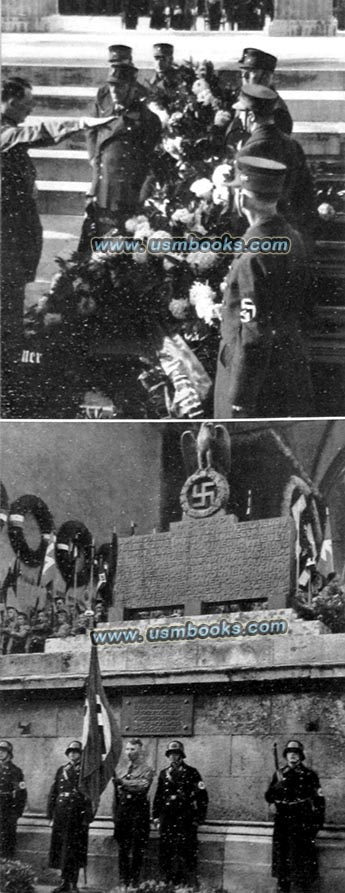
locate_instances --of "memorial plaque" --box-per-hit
[121,693,194,736]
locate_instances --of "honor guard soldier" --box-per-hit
[113,738,154,887]
[233,83,316,242]
[238,48,292,135]
[0,740,27,859]
[214,156,314,420]
[153,740,208,887]
[47,741,93,893]
[265,739,325,893]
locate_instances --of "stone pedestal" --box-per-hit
[266,0,337,35]
[1,0,60,32]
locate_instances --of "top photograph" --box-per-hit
[1,0,345,420]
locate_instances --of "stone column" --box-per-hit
[266,0,337,35]
[1,0,60,32]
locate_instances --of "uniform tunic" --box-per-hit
[265,763,325,890]
[214,215,314,419]
[113,760,154,886]
[153,761,208,885]
[47,761,92,878]
[237,123,316,240]
[0,759,27,858]
[85,92,161,227]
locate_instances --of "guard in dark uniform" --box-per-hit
[0,740,27,858]
[47,741,93,893]
[237,47,292,135]
[153,740,208,887]
[113,737,154,886]
[214,156,314,420]
[265,739,325,893]
[233,83,316,242]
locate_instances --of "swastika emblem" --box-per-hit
[191,480,217,509]
[180,468,230,518]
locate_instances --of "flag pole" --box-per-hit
[89,537,95,610]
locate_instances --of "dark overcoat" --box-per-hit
[47,762,92,874]
[265,763,325,888]
[237,123,316,238]
[85,97,161,214]
[153,761,208,884]
[214,216,314,419]
[0,759,27,858]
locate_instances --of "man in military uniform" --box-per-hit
[214,156,314,419]
[113,737,154,886]
[148,43,182,110]
[0,740,27,859]
[1,77,116,416]
[153,740,208,887]
[237,48,292,135]
[265,739,325,892]
[233,83,316,242]
[82,48,161,247]
[47,740,93,893]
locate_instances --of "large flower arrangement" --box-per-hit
[32,63,240,418]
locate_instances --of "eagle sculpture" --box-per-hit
[181,422,231,479]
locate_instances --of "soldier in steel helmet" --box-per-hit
[265,739,325,893]
[153,740,208,887]
[47,740,93,893]
[0,739,27,858]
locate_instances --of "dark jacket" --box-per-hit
[237,123,317,239]
[0,759,27,859]
[1,116,82,284]
[86,94,161,213]
[272,90,293,135]
[214,215,314,419]
[153,761,208,885]
[47,761,92,872]
[265,762,325,886]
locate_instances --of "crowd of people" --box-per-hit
[1,42,325,419]
[0,734,325,893]
[0,596,108,654]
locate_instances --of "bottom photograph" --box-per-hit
[0,419,345,893]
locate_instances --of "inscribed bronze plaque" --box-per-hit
[121,693,194,736]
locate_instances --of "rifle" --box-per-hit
[274,742,282,782]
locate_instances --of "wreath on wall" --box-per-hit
[8,494,54,567]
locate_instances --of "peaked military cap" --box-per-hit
[238,47,277,72]
[153,43,174,58]
[229,156,287,196]
[283,739,305,760]
[233,83,277,115]
[166,740,185,758]
[65,740,82,756]
[108,45,135,67]
[0,740,13,756]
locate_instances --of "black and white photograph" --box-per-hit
[1,4,345,893]
[1,419,345,893]
[1,2,344,418]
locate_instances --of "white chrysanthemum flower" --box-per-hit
[163,135,184,160]
[189,281,217,324]
[212,186,230,206]
[125,214,150,235]
[189,178,213,199]
[212,163,233,187]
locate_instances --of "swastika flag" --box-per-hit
[79,645,122,815]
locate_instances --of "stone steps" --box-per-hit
[3,62,345,90]
[18,85,345,122]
